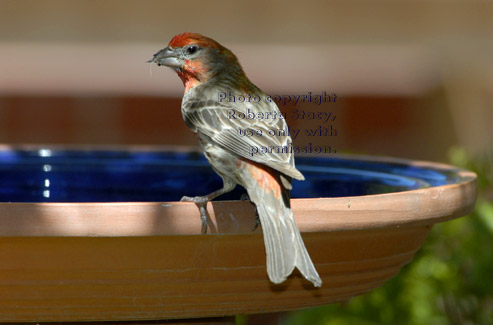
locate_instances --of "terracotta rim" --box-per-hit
[0,145,478,237]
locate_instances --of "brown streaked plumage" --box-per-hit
[148,33,321,287]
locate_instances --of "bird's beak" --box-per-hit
[146,47,181,68]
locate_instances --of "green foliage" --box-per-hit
[282,147,493,325]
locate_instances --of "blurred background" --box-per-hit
[0,0,492,324]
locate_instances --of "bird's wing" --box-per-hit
[182,93,304,181]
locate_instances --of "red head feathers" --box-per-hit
[168,32,222,49]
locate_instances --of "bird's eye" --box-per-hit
[187,45,198,54]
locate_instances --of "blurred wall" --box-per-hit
[1,0,492,161]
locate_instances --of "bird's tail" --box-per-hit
[245,167,322,287]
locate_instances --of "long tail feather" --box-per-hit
[247,181,322,287]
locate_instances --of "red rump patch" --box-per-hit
[241,160,282,200]
[168,32,222,49]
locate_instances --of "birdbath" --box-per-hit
[0,146,477,323]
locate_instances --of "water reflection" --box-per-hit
[0,149,461,203]
[38,149,52,157]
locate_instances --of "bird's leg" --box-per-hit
[181,181,236,233]
[181,183,235,204]
[240,193,260,231]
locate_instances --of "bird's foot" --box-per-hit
[181,195,209,204]
[240,194,260,231]
[181,195,209,234]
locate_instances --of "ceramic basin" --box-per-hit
[0,146,477,322]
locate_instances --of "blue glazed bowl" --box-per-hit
[0,147,465,203]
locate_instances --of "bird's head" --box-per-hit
[148,33,249,92]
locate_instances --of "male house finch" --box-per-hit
[148,33,321,287]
